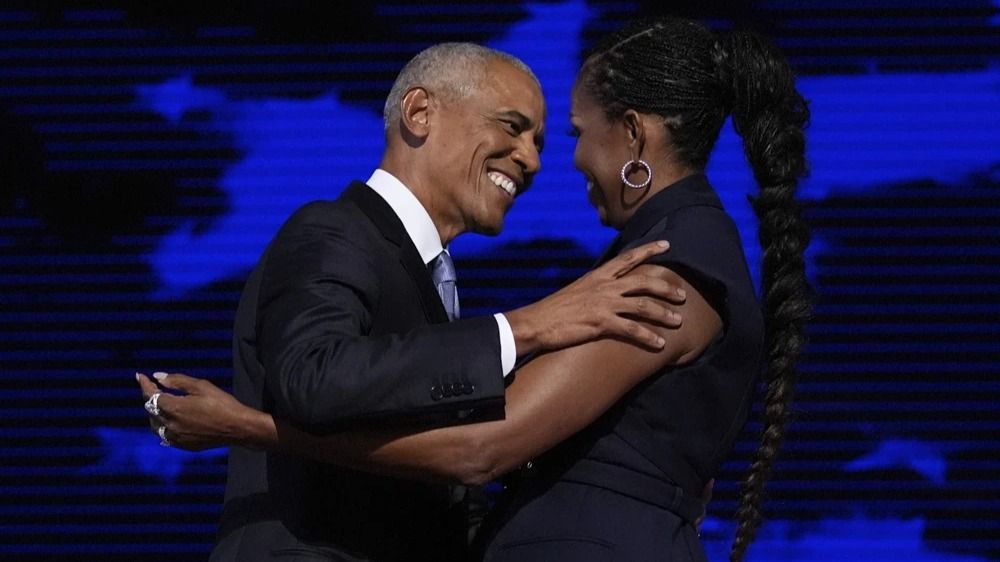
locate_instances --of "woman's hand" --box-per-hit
[137,372,264,451]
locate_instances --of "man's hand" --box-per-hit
[137,372,256,451]
[505,240,686,356]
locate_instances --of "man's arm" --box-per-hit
[256,213,505,427]
[142,264,717,484]
[503,240,686,356]
[258,209,685,428]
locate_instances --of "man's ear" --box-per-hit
[400,86,432,140]
[622,109,646,157]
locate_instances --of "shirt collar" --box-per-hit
[366,168,444,265]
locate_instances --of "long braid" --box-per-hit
[720,30,811,562]
[581,18,811,561]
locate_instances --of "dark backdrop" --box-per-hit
[1,1,997,560]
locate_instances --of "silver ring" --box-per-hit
[144,392,161,416]
[158,425,171,447]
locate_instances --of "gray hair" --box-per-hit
[383,43,538,132]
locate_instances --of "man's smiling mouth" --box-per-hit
[487,170,517,197]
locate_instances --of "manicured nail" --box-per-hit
[153,372,167,381]
[135,372,142,381]
[657,240,669,248]
[656,337,665,347]
[677,289,686,299]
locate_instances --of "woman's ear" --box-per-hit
[622,109,646,157]
[400,86,432,139]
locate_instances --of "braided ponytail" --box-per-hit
[718,30,812,562]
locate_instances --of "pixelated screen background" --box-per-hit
[1,1,997,560]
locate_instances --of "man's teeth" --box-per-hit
[488,171,517,196]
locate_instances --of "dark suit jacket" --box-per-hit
[211,181,506,561]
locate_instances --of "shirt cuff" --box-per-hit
[493,313,517,377]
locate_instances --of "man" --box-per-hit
[141,44,683,561]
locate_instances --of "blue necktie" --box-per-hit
[431,251,479,540]
[429,250,460,321]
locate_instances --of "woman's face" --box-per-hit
[569,81,634,229]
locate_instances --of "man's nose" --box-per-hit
[513,138,541,176]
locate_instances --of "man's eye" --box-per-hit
[502,120,522,134]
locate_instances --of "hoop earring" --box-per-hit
[620,159,652,190]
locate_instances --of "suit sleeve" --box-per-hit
[256,206,505,429]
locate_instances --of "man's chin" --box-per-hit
[474,224,503,237]
[471,217,505,237]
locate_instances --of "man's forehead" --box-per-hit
[485,67,545,118]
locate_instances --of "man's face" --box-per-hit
[427,60,546,238]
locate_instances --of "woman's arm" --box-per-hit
[141,264,721,486]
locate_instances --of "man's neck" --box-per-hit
[379,159,463,247]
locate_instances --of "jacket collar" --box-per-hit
[342,181,449,324]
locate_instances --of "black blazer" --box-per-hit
[212,182,506,561]
[479,174,763,561]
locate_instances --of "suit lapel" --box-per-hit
[342,181,449,324]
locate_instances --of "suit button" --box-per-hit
[451,382,464,395]
[465,384,475,395]
[443,384,454,398]
[430,385,444,401]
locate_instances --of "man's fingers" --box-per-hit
[606,240,669,278]
[627,297,682,328]
[621,274,686,304]
[606,317,666,350]
[152,372,202,394]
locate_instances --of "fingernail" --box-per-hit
[656,337,665,347]
[657,240,669,248]
[135,372,142,381]
[153,372,167,381]
[677,289,686,299]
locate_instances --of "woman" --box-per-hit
[140,18,809,562]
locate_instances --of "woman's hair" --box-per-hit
[580,18,812,561]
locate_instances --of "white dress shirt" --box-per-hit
[367,169,516,377]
